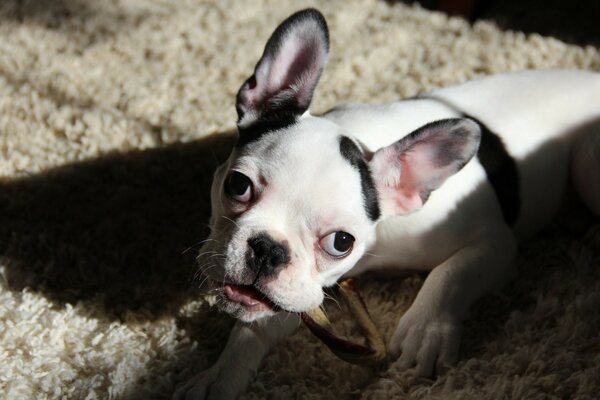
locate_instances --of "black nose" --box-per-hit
[247,233,290,278]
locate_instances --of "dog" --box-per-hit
[174,8,600,399]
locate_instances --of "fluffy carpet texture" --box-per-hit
[1,0,599,398]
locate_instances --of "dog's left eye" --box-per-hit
[320,231,355,258]
[224,171,253,203]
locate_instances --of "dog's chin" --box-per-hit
[217,283,280,322]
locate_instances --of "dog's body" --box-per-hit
[175,9,600,399]
[333,69,600,274]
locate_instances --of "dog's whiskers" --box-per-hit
[198,270,213,289]
[196,250,227,266]
[182,238,221,255]
[192,260,223,285]
[191,265,209,284]
[323,292,342,310]
[221,215,241,229]
[196,251,223,261]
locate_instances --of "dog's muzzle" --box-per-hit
[201,278,388,367]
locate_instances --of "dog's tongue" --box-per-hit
[224,284,272,309]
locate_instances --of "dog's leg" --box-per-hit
[174,313,299,400]
[571,128,600,216]
[389,222,517,376]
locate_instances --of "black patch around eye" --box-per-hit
[334,231,354,252]
[339,136,381,221]
[225,171,252,196]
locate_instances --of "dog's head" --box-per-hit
[199,9,481,322]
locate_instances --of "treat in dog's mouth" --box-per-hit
[223,283,279,312]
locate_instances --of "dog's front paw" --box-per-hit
[173,364,253,400]
[389,307,462,377]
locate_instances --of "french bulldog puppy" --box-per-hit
[175,8,600,399]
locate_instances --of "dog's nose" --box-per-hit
[247,233,290,278]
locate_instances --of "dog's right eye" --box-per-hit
[224,171,253,203]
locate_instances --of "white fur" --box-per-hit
[177,69,600,399]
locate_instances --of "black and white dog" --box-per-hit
[175,9,600,399]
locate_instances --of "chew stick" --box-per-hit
[301,278,387,366]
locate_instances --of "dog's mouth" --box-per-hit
[222,283,280,313]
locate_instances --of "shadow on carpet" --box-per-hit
[0,131,236,322]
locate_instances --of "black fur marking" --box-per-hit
[421,95,521,225]
[475,118,520,225]
[236,112,298,147]
[339,136,381,221]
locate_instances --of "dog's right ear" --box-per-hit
[236,9,329,130]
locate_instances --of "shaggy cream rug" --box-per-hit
[1,0,599,398]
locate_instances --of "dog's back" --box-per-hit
[325,70,600,245]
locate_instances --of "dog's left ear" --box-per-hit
[236,9,329,128]
[369,118,481,215]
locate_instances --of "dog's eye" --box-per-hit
[320,231,355,258]
[224,171,253,203]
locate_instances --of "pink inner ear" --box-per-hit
[268,34,305,90]
[370,118,480,216]
[378,167,424,215]
[400,147,448,191]
[266,32,326,107]
[236,11,330,124]
[371,147,425,215]
[385,185,424,215]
